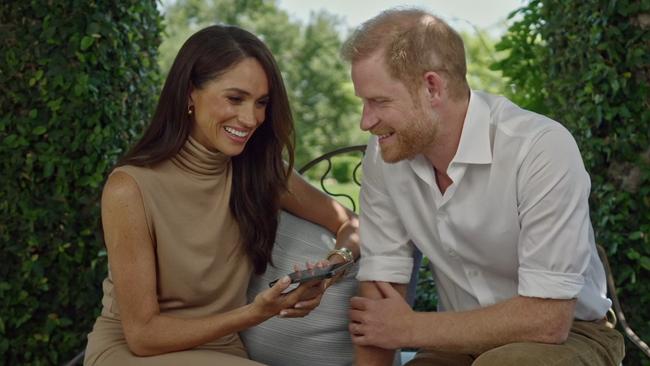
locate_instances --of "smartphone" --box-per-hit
[268,261,353,287]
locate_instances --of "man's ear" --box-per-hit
[423,71,446,107]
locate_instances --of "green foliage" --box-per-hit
[0,1,162,364]
[495,1,650,363]
[413,257,438,311]
[492,2,549,112]
[331,156,359,184]
[461,30,509,95]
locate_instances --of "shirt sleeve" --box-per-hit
[516,125,592,299]
[356,138,414,283]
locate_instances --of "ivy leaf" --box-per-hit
[43,161,54,177]
[628,231,643,240]
[32,126,47,135]
[627,248,641,260]
[640,257,650,272]
[80,36,94,50]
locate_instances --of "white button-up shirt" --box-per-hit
[357,91,611,321]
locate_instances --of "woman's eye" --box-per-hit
[227,96,243,103]
[256,99,269,108]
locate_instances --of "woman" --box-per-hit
[84,25,359,365]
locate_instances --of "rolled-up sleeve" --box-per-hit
[357,139,414,283]
[517,126,591,299]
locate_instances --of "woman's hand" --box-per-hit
[321,254,349,289]
[251,261,328,319]
[289,260,329,311]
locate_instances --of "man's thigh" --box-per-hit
[404,349,474,366]
[405,321,624,366]
[474,321,624,366]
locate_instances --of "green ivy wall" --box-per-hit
[495,1,650,364]
[0,2,162,363]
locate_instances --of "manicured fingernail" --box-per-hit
[295,302,303,309]
[279,311,288,317]
[281,276,290,284]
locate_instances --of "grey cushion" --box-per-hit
[241,211,358,366]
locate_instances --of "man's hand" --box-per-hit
[349,281,414,349]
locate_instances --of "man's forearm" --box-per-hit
[354,344,395,366]
[409,296,577,354]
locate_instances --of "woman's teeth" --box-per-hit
[224,126,248,137]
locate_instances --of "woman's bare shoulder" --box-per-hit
[102,170,143,208]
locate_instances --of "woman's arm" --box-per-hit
[280,170,360,263]
[102,171,319,356]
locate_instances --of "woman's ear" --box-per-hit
[187,88,196,116]
[423,71,446,107]
[188,83,196,108]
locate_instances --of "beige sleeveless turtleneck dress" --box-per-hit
[84,137,264,365]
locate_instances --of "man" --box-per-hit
[342,8,624,366]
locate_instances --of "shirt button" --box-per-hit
[447,248,457,257]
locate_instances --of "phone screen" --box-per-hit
[268,261,353,287]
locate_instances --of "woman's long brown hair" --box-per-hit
[116,25,295,274]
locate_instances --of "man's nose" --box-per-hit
[360,105,378,131]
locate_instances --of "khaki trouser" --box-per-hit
[405,320,625,366]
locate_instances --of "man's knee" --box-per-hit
[472,343,554,366]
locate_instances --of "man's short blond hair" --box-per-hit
[341,8,469,100]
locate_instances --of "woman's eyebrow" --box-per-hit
[224,87,268,100]
[224,87,250,95]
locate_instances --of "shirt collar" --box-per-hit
[409,153,435,187]
[452,90,493,165]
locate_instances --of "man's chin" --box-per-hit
[379,147,405,164]
[380,144,421,163]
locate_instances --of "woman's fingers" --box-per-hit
[267,276,291,298]
[294,293,323,311]
[277,307,313,318]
